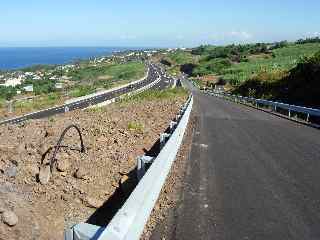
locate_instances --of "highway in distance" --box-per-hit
[0,63,173,125]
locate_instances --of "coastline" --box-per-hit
[0,46,145,71]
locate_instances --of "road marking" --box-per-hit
[200,144,208,148]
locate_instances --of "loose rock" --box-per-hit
[74,167,87,179]
[38,165,51,184]
[4,165,17,178]
[2,210,18,226]
[85,197,104,209]
[57,158,70,172]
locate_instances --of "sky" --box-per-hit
[0,0,319,47]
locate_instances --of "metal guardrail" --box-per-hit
[65,95,193,240]
[206,91,320,122]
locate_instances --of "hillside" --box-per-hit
[158,39,320,108]
[234,50,320,108]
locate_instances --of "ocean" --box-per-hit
[0,47,140,70]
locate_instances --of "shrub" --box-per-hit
[0,86,17,100]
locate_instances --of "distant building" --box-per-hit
[23,85,34,92]
[55,82,63,89]
[1,76,24,87]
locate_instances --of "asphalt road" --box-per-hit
[152,88,320,240]
[0,63,173,125]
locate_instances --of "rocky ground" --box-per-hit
[0,94,187,240]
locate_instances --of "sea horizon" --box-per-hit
[0,46,150,71]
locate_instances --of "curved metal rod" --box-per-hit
[49,124,85,171]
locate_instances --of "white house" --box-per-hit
[2,77,23,87]
[23,85,34,92]
[55,83,63,89]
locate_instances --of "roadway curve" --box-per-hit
[152,85,320,240]
[0,63,173,125]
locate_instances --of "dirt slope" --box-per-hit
[0,95,186,240]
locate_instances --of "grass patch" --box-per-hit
[66,61,146,98]
[233,50,320,108]
[0,98,5,108]
[121,87,189,103]
[166,51,195,65]
[222,43,320,84]
[13,93,61,112]
[127,121,144,133]
[68,61,145,87]
[69,85,96,98]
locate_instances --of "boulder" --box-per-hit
[2,210,18,226]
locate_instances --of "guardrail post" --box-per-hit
[170,121,177,133]
[7,100,13,114]
[160,133,171,149]
[137,156,155,181]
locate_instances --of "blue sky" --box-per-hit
[0,0,319,47]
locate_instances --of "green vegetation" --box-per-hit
[24,78,57,95]
[164,51,195,65]
[222,43,320,85]
[69,85,96,98]
[121,87,189,103]
[67,61,145,97]
[0,86,17,100]
[13,93,61,112]
[69,62,144,84]
[193,58,231,76]
[159,38,320,108]
[162,41,320,86]
[296,37,320,44]
[233,50,320,108]
[0,98,5,108]
[127,121,144,133]
[161,51,197,76]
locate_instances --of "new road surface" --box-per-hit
[152,83,320,240]
[0,63,174,125]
